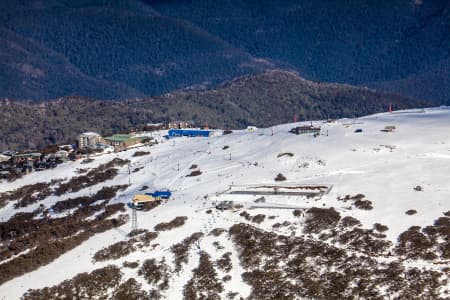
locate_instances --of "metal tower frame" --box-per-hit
[131,208,138,231]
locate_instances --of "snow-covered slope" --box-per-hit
[1,107,449,299]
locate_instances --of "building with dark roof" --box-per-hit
[289,126,321,135]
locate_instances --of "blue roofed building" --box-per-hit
[167,129,212,138]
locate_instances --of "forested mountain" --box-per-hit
[0,0,270,100]
[0,0,449,102]
[0,70,433,151]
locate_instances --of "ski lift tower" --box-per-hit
[131,207,138,231]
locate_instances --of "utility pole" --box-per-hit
[128,163,131,185]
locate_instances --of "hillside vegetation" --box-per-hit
[0,70,433,151]
[1,107,450,298]
[0,1,449,101]
[0,0,268,100]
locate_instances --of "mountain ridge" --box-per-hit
[0,70,435,151]
[1,1,449,102]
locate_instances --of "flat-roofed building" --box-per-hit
[78,132,102,148]
[103,134,148,151]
